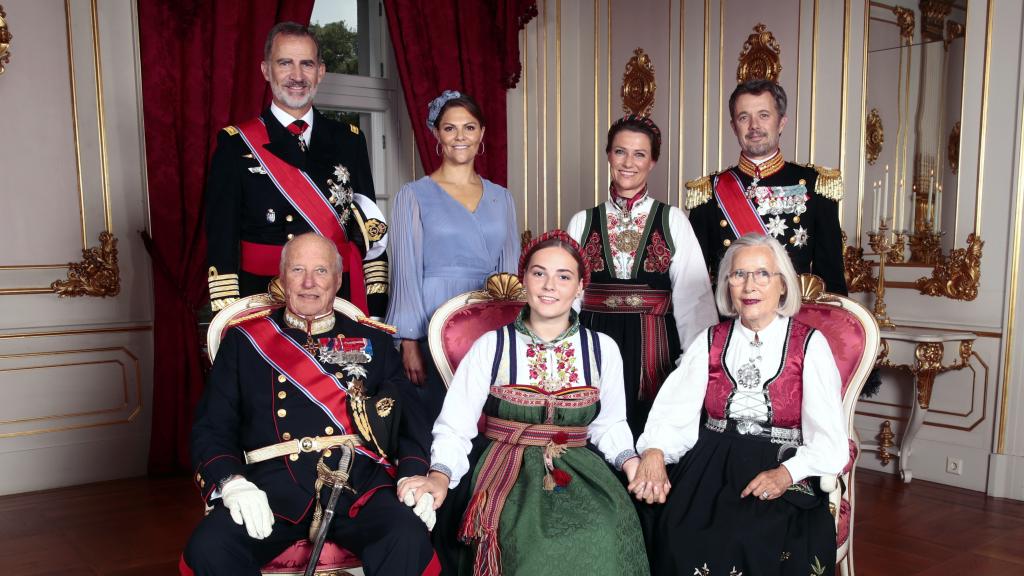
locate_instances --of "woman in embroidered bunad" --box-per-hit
[397,231,649,576]
[630,233,848,576]
[386,90,520,423]
[567,115,717,441]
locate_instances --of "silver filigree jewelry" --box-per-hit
[736,334,763,390]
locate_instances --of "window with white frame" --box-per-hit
[311,0,415,218]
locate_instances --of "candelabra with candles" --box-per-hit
[867,218,897,329]
[909,171,944,264]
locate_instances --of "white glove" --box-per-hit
[221,477,275,539]
[414,492,436,531]
[397,477,436,531]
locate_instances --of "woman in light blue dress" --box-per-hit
[385,90,520,421]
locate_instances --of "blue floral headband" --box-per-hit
[426,90,462,130]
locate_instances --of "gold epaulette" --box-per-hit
[685,174,715,210]
[349,124,360,135]
[810,164,844,202]
[226,309,273,328]
[358,316,397,334]
[222,125,239,136]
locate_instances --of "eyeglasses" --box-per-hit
[727,269,781,286]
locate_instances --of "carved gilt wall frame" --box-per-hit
[0,2,121,298]
[852,1,981,303]
[736,23,782,83]
[621,47,656,116]
[866,108,884,165]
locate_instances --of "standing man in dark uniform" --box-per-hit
[687,79,848,294]
[206,22,390,317]
[184,233,440,576]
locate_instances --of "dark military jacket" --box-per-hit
[205,107,389,316]
[687,157,848,295]
[191,310,429,524]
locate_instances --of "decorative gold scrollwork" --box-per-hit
[483,273,525,301]
[919,0,954,42]
[948,121,961,175]
[736,24,782,83]
[621,48,656,116]
[915,233,983,300]
[51,231,121,298]
[892,7,916,43]
[865,109,884,166]
[520,229,533,251]
[878,420,896,466]
[0,4,11,75]
[798,273,838,303]
[944,20,966,50]
[843,243,877,294]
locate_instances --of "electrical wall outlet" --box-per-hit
[946,457,964,476]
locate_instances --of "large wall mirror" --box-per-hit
[864,0,966,266]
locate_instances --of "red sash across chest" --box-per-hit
[714,170,769,237]
[704,319,811,428]
[234,118,368,314]
[236,316,393,473]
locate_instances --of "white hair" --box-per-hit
[279,233,343,277]
[714,233,801,318]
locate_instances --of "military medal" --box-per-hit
[766,215,788,238]
[318,336,373,375]
[266,209,276,223]
[792,226,809,247]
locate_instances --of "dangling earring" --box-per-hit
[477,140,486,156]
[435,142,442,156]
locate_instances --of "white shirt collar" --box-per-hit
[735,314,787,341]
[269,103,315,140]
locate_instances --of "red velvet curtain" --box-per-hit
[139,0,315,474]
[383,0,537,186]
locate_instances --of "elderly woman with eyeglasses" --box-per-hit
[629,233,848,576]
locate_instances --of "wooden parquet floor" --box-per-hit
[0,469,1022,575]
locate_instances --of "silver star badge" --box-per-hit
[792,225,809,247]
[766,215,788,238]
[333,164,351,184]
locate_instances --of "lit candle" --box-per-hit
[873,181,880,230]
[883,165,890,225]
[935,184,943,232]
[927,174,935,228]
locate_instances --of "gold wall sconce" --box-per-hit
[621,48,656,116]
[0,4,11,75]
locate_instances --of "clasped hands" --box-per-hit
[397,471,451,531]
[625,449,793,504]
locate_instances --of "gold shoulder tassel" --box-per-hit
[685,174,714,210]
[812,165,844,202]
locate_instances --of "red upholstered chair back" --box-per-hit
[793,275,880,576]
[428,273,527,387]
[194,290,365,576]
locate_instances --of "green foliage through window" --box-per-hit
[311,21,359,75]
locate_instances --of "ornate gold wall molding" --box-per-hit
[621,47,656,116]
[892,6,916,43]
[920,0,954,42]
[51,231,120,298]
[842,231,877,293]
[948,120,960,175]
[915,232,983,300]
[866,108,884,165]
[944,19,965,50]
[736,23,782,83]
[0,4,10,75]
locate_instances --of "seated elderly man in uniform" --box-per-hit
[184,233,440,575]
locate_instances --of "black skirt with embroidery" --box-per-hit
[652,424,836,576]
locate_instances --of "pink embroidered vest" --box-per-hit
[704,318,813,428]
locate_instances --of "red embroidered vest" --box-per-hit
[704,318,813,428]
